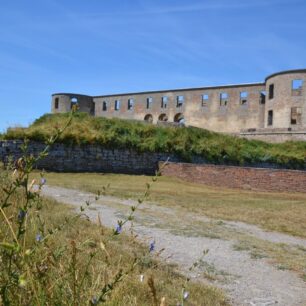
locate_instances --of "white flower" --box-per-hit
[140,274,144,282]
[183,291,189,300]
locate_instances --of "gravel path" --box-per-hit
[42,185,306,306]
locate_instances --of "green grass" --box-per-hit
[0,168,227,305]
[33,172,306,238]
[4,112,306,169]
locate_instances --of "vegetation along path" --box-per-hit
[41,185,306,306]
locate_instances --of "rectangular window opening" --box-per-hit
[260,91,266,104]
[115,100,120,111]
[55,98,59,109]
[220,92,228,106]
[268,84,274,99]
[202,94,209,107]
[102,101,107,111]
[240,91,248,105]
[161,96,168,108]
[177,95,184,107]
[147,97,153,109]
[291,107,302,125]
[128,98,134,110]
[268,110,273,126]
[292,79,303,96]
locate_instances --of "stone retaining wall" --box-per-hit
[0,140,179,174]
[160,162,306,193]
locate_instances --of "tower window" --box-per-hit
[291,107,302,125]
[70,97,78,109]
[54,98,59,109]
[102,101,107,111]
[268,110,273,126]
[268,84,274,99]
[292,79,303,96]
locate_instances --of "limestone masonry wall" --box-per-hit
[160,162,306,193]
[0,140,179,175]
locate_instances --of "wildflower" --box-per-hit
[17,209,26,222]
[91,296,98,305]
[183,291,189,300]
[140,274,144,282]
[149,240,155,253]
[18,276,27,288]
[115,224,122,234]
[36,234,43,242]
[40,178,47,185]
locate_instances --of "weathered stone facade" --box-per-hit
[0,140,177,174]
[51,69,306,141]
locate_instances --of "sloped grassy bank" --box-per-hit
[3,112,306,169]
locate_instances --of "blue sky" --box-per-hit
[0,0,306,131]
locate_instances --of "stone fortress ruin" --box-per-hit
[51,69,306,142]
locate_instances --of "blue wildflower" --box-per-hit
[17,210,26,222]
[36,234,43,242]
[149,240,155,253]
[91,296,98,305]
[115,224,122,234]
[41,178,46,186]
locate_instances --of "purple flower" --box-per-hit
[115,224,122,234]
[41,178,46,186]
[36,234,43,242]
[149,240,155,253]
[17,209,26,222]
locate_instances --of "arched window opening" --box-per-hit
[144,114,153,123]
[174,113,185,124]
[70,97,78,109]
[158,113,168,122]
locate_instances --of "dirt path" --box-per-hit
[42,185,306,306]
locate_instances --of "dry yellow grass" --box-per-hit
[34,172,306,238]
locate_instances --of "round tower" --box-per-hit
[264,69,306,129]
[51,93,94,115]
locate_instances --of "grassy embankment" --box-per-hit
[4,112,306,169]
[0,164,227,305]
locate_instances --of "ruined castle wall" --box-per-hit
[93,84,266,133]
[50,69,306,140]
[184,84,265,132]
